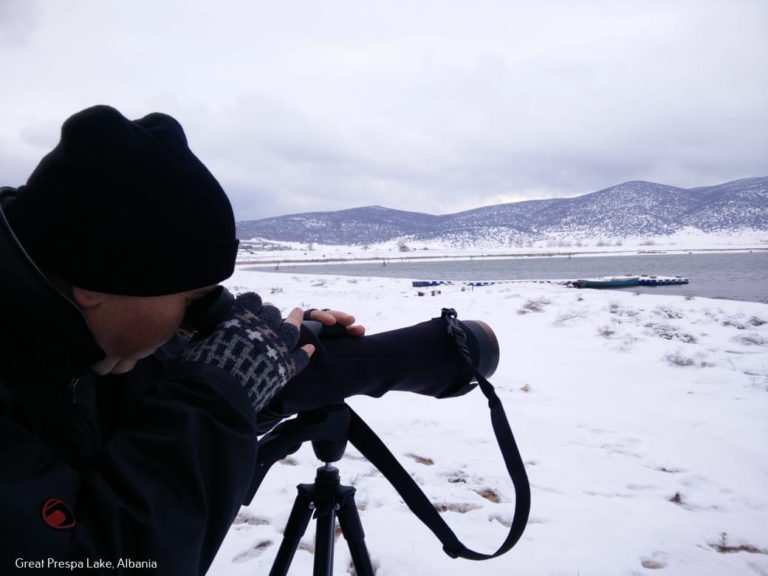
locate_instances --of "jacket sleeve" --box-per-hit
[0,361,259,575]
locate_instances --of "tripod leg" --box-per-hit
[313,500,337,576]
[270,484,315,576]
[336,487,375,576]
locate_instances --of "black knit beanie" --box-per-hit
[5,105,239,296]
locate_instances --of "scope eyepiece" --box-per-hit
[182,285,235,338]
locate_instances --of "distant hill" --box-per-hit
[236,177,768,246]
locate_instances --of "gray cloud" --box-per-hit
[1,0,766,220]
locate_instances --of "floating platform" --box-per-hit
[638,275,689,286]
[412,280,453,287]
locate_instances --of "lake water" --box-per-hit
[249,251,768,304]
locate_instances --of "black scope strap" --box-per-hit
[346,310,531,560]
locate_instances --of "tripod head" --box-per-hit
[250,404,352,496]
[312,436,347,465]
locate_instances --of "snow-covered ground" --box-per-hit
[236,228,768,265]
[208,261,768,575]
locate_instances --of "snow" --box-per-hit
[208,252,768,575]
[237,228,768,264]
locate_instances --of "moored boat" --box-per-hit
[573,275,640,289]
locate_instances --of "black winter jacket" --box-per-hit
[0,197,260,574]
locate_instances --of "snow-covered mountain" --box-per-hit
[236,177,768,247]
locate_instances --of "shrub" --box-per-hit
[654,305,684,320]
[664,351,695,367]
[663,351,712,367]
[597,325,616,338]
[651,323,697,343]
[733,333,767,346]
[518,298,551,314]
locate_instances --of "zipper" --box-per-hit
[69,377,80,405]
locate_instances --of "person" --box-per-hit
[0,105,364,574]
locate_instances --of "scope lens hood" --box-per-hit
[461,320,499,378]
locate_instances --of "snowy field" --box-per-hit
[236,228,768,265]
[209,265,768,576]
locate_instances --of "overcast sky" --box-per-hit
[1,0,766,221]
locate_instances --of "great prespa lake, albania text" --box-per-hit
[14,557,157,570]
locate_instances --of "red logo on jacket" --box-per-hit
[42,498,76,530]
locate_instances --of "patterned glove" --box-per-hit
[181,292,310,413]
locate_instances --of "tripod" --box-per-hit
[251,389,530,573]
[253,405,375,576]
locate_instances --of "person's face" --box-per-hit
[72,285,216,375]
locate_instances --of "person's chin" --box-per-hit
[91,357,139,375]
[110,359,138,374]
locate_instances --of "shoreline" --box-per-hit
[236,245,768,267]
[235,250,768,305]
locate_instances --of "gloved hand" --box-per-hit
[181,292,311,414]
